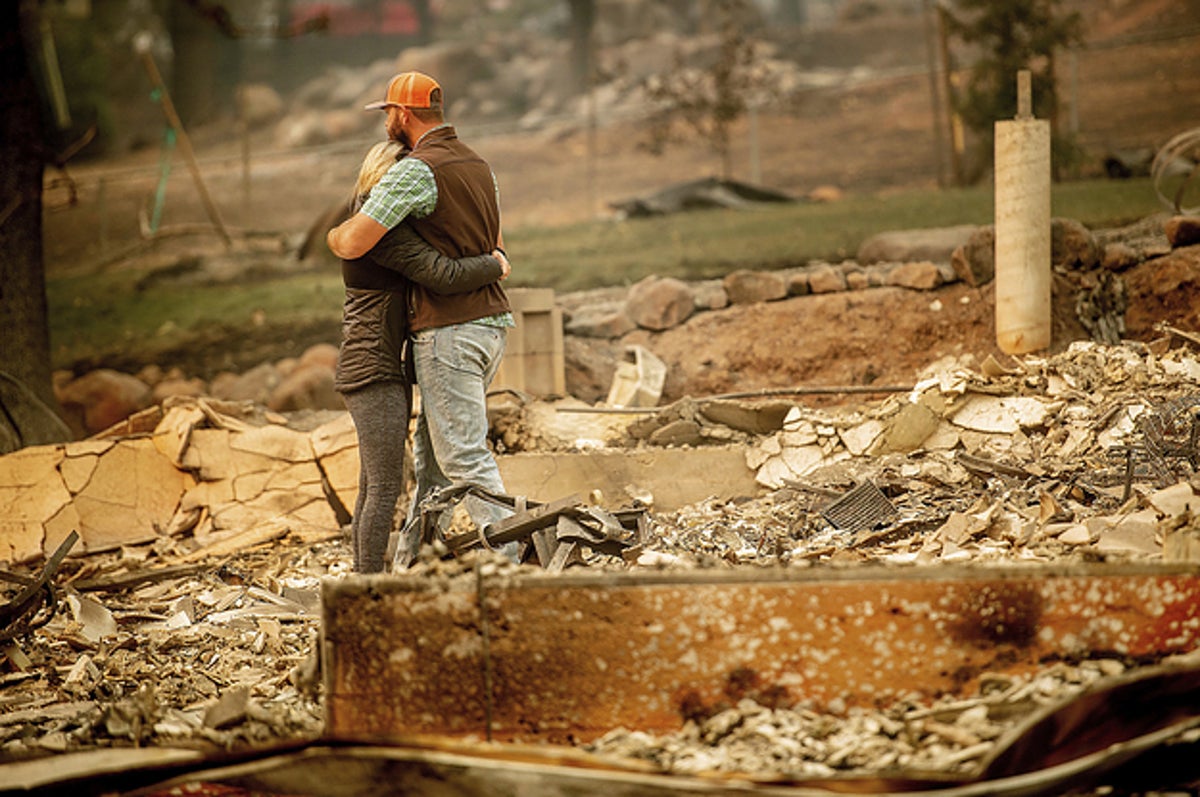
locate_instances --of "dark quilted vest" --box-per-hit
[406,126,510,331]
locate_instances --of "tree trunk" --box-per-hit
[566,0,595,96]
[1,0,55,411]
[168,0,219,126]
[412,0,433,45]
[778,0,807,26]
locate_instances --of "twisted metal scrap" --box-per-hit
[0,531,79,643]
[1135,395,1200,480]
[402,484,643,568]
[1108,396,1200,499]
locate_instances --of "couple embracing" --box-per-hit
[326,71,516,573]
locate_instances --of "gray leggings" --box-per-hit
[343,380,410,573]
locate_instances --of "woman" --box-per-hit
[335,140,509,573]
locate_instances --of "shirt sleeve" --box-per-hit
[359,158,438,230]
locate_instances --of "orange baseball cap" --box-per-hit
[364,71,441,111]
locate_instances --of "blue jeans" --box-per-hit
[399,322,514,563]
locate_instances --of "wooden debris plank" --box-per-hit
[323,563,1200,744]
[176,520,289,563]
[71,563,208,593]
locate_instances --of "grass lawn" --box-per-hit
[502,177,1164,291]
[47,177,1166,369]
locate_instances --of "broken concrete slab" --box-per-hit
[498,446,759,512]
[204,685,252,730]
[697,399,793,435]
[0,449,70,564]
[309,411,359,517]
[1148,482,1200,517]
[950,396,1058,435]
[1164,513,1200,563]
[0,398,359,565]
[838,419,884,457]
[0,437,190,563]
[67,438,192,553]
[873,401,940,454]
[1091,509,1162,557]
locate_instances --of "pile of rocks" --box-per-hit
[52,344,344,440]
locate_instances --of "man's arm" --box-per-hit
[327,213,389,260]
[328,157,437,259]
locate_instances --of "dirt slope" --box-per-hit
[638,283,998,402]
[622,268,1164,406]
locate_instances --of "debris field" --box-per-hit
[5,335,1200,792]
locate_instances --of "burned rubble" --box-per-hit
[583,655,1143,778]
[4,334,1200,787]
[0,540,329,763]
[641,337,1200,562]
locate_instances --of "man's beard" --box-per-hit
[387,117,411,148]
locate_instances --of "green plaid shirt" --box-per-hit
[360,157,437,227]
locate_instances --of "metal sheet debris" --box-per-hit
[819,481,898,532]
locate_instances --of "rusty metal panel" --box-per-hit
[322,565,1200,744]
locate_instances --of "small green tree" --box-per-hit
[942,0,1084,180]
[640,0,776,180]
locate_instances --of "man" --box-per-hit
[327,71,516,565]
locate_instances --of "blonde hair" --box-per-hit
[353,140,405,201]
